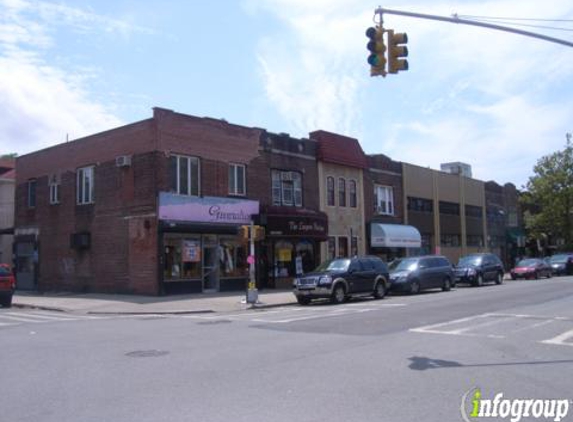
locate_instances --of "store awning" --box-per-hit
[371,224,421,248]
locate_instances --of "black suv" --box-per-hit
[454,253,504,286]
[389,255,454,294]
[292,256,390,305]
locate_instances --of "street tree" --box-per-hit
[522,138,573,250]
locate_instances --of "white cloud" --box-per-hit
[251,0,573,185]
[0,0,153,154]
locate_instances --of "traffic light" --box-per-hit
[239,225,250,240]
[366,26,386,77]
[387,29,408,74]
[253,226,265,241]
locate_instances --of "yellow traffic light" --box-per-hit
[366,26,387,77]
[239,225,250,240]
[387,29,408,74]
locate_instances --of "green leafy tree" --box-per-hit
[522,138,573,250]
[0,153,17,159]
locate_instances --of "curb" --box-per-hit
[12,303,68,313]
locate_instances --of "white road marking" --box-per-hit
[540,328,573,347]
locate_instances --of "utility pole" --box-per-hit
[374,7,573,48]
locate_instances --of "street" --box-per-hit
[2,277,573,422]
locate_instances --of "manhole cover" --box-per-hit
[197,319,232,325]
[125,350,170,358]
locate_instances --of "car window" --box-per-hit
[315,258,351,272]
[389,258,418,271]
[458,255,481,266]
[418,258,430,269]
[438,257,450,267]
[370,258,387,272]
[349,261,363,272]
[360,259,374,271]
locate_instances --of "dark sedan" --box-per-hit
[510,258,552,280]
[547,254,573,276]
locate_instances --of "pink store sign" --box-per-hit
[158,192,259,224]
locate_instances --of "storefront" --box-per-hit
[259,207,328,289]
[158,193,259,294]
[369,223,422,261]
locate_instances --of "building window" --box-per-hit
[374,185,394,215]
[338,178,346,207]
[439,201,460,216]
[338,236,348,257]
[467,235,484,247]
[465,205,483,218]
[351,236,358,256]
[440,234,461,247]
[408,196,433,213]
[49,180,60,205]
[229,163,246,196]
[349,180,357,208]
[326,176,335,206]
[170,155,200,196]
[327,237,336,260]
[272,170,302,207]
[76,166,94,205]
[27,179,37,208]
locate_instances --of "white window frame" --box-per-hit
[271,170,302,207]
[171,154,200,196]
[229,163,246,196]
[374,185,394,216]
[76,166,94,205]
[49,182,60,205]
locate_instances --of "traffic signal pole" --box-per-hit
[375,7,573,48]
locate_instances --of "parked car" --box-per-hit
[547,253,573,276]
[454,253,505,287]
[510,258,552,280]
[292,256,390,305]
[388,255,454,294]
[0,264,16,308]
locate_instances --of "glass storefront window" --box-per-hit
[164,235,201,280]
[219,237,247,278]
[274,240,293,278]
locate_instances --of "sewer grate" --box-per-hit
[125,350,170,358]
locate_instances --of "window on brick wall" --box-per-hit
[76,166,94,205]
[27,179,37,208]
[271,170,302,207]
[229,163,246,196]
[170,155,200,196]
[374,185,394,215]
[49,175,60,205]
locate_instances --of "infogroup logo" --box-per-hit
[461,388,571,422]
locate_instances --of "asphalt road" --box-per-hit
[2,277,573,422]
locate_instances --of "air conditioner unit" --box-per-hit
[115,155,132,167]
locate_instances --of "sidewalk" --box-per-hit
[12,289,297,315]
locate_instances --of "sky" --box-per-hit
[1,0,572,189]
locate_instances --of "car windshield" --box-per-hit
[458,255,482,266]
[313,258,351,273]
[389,258,419,272]
[517,259,539,267]
[549,255,569,264]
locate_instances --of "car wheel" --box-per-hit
[533,271,539,280]
[373,280,386,299]
[495,272,504,285]
[409,280,420,295]
[546,271,552,279]
[331,284,346,304]
[296,296,311,306]
[474,274,484,287]
[0,295,12,308]
[442,277,451,292]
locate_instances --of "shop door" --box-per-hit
[202,236,219,292]
[16,241,37,290]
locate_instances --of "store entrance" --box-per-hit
[202,235,219,292]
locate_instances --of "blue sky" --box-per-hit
[1,0,572,188]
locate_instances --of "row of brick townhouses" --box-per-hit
[12,107,523,295]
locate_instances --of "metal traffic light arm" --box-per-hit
[375,7,573,48]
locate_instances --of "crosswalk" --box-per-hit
[180,301,408,324]
[0,310,107,327]
[410,312,573,347]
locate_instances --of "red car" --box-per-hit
[510,258,552,280]
[0,264,16,308]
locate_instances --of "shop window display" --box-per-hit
[218,238,247,278]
